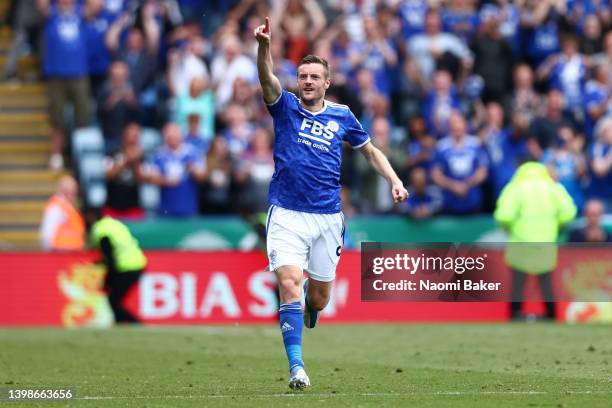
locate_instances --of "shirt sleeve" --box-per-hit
[266,89,291,117]
[476,145,489,168]
[343,110,371,149]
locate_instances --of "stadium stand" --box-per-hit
[1,0,612,249]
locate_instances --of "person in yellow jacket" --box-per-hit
[39,175,85,251]
[89,212,147,323]
[494,161,577,320]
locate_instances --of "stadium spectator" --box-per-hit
[520,0,564,66]
[398,0,428,38]
[183,113,209,157]
[536,34,587,120]
[39,0,93,170]
[407,8,472,81]
[222,103,256,158]
[89,212,146,323]
[355,117,406,213]
[588,117,612,209]
[39,175,85,251]
[592,32,612,80]
[480,102,522,201]
[527,89,573,160]
[401,167,443,219]
[568,199,612,242]
[103,123,145,220]
[106,11,159,123]
[3,0,43,79]
[85,0,114,97]
[495,161,577,320]
[396,56,426,124]
[97,60,138,153]
[200,135,232,214]
[347,16,398,97]
[483,1,521,54]
[167,35,209,97]
[442,0,479,42]
[431,113,488,214]
[270,37,298,90]
[470,6,515,104]
[510,63,542,127]
[354,67,381,120]
[146,122,206,217]
[173,76,215,140]
[210,35,257,111]
[229,77,264,124]
[405,115,436,172]
[487,112,530,199]
[272,0,326,65]
[579,14,603,55]
[541,126,587,211]
[422,70,461,139]
[234,127,275,214]
[583,63,611,141]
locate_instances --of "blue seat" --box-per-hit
[72,127,104,158]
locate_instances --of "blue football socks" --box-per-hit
[279,301,304,373]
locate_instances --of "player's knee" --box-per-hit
[278,276,301,299]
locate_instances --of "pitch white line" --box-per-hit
[74,390,611,400]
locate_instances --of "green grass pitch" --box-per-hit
[0,324,610,407]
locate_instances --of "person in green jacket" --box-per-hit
[494,161,577,320]
[89,212,147,323]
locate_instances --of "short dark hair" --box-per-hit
[297,55,330,78]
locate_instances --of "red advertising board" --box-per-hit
[0,251,508,326]
[0,250,609,326]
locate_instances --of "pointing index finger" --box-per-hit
[264,17,270,33]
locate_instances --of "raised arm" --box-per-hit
[359,142,409,203]
[254,17,282,105]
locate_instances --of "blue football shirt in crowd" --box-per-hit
[589,141,612,200]
[541,149,585,210]
[152,145,203,217]
[399,0,427,37]
[583,80,610,140]
[43,5,88,77]
[267,90,370,214]
[549,55,587,110]
[86,9,115,76]
[527,20,560,65]
[434,135,489,214]
[486,130,529,198]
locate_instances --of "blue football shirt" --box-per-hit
[43,5,88,78]
[151,145,203,217]
[267,90,370,214]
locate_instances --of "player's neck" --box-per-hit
[300,98,325,113]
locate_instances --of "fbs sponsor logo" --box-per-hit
[281,321,294,333]
[300,118,339,140]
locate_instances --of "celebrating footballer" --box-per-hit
[254,16,409,390]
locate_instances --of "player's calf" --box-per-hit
[303,278,331,328]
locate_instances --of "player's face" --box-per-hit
[297,64,330,105]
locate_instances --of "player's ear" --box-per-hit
[324,77,331,90]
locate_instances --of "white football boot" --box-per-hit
[289,367,311,390]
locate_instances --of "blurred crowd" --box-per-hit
[5,0,612,219]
